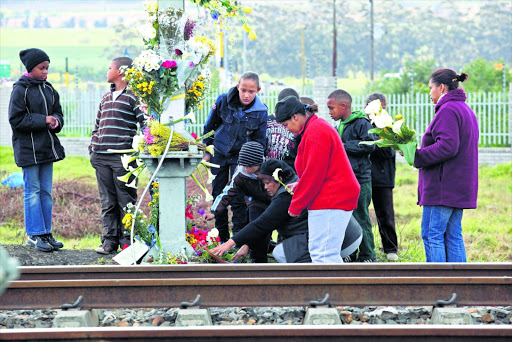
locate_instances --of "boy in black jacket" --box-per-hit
[8,48,65,252]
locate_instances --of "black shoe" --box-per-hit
[26,235,53,252]
[44,233,64,250]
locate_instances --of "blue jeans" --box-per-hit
[308,209,352,263]
[421,205,466,262]
[22,162,54,236]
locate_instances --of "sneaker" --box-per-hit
[26,235,53,252]
[386,253,399,261]
[95,245,115,255]
[343,255,354,263]
[357,259,375,263]
[44,233,64,250]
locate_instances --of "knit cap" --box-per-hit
[275,95,306,123]
[238,141,265,166]
[19,48,50,72]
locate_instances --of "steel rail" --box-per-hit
[17,263,512,280]
[1,276,510,309]
[1,326,511,341]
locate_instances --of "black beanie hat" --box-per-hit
[259,159,296,183]
[238,141,265,166]
[19,48,50,72]
[275,95,306,123]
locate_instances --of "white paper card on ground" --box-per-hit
[113,241,149,265]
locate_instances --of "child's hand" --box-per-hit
[46,116,58,129]
[203,213,215,221]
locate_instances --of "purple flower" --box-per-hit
[184,19,195,41]
[189,61,195,67]
[175,49,183,56]
[211,11,220,20]
[197,207,205,216]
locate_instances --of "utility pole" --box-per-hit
[332,0,337,78]
[302,25,306,92]
[370,0,374,83]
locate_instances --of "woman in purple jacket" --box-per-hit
[414,68,479,262]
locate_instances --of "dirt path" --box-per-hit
[2,244,116,266]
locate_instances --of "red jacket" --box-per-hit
[289,115,360,216]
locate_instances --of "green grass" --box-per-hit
[1,145,511,261]
[0,146,97,183]
[371,162,512,262]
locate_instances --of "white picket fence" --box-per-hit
[58,87,511,147]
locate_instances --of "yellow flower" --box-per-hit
[395,114,403,120]
[243,23,251,33]
[242,7,252,13]
[249,30,257,40]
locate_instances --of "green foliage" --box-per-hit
[462,58,511,93]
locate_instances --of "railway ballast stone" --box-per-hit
[1,306,511,328]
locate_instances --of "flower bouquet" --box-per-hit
[360,99,418,166]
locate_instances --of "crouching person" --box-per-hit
[210,159,362,263]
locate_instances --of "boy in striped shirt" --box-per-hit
[90,57,145,255]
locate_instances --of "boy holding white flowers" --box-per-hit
[327,89,376,262]
[90,57,145,255]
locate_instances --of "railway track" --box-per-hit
[17,262,512,280]
[1,276,510,309]
[1,263,511,341]
[1,326,511,341]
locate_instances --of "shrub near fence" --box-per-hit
[58,87,511,147]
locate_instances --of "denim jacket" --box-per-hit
[203,87,268,158]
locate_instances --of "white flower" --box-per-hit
[132,133,143,152]
[272,168,282,182]
[206,145,215,156]
[205,193,213,202]
[364,99,381,115]
[200,160,220,168]
[184,111,196,123]
[373,113,394,129]
[392,120,405,135]
[133,50,161,72]
[208,228,219,238]
[139,23,156,40]
[206,167,216,184]
[121,154,136,171]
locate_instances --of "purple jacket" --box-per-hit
[414,88,479,209]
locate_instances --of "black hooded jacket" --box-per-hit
[8,76,65,167]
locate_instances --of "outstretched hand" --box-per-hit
[210,238,236,256]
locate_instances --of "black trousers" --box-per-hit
[372,186,398,253]
[246,205,270,263]
[90,152,137,249]
[211,161,247,243]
